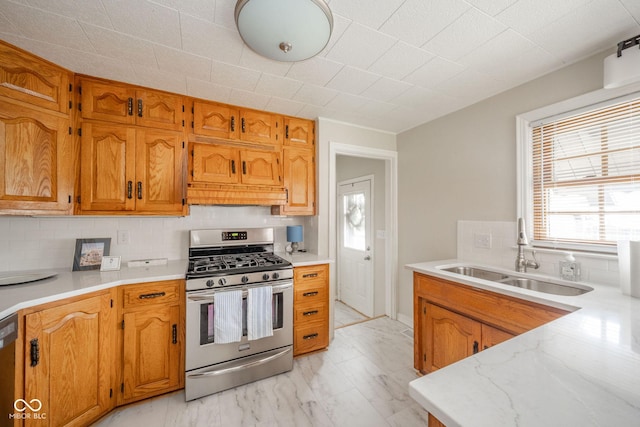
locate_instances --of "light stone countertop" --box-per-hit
[406,259,640,427]
[0,260,188,320]
[276,252,334,267]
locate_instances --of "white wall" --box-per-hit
[396,49,612,321]
[336,156,387,316]
[0,206,306,272]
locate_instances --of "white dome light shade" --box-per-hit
[235,0,333,62]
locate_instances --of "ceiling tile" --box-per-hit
[325,92,368,112]
[620,0,640,22]
[496,0,593,36]
[357,98,398,118]
[422,8,507,61]
[321,14,352,57]
[293,84,339,106]
[238,48,292,77]
[0,34,76,69]
[368,41,434,80]
[186,77,232,103]
[210,61,261,91]
[154,45,212,81]
[264,96,305,117]
[0,2,94,51]
[325,66,381,95]
[101,0,182,48]
[214,0,237,29]
[24,0,112,27]
[325,22,396,69]
[80,23,157,68]
[464,0,518,17]
[360,77,413,102]
[131,64,187,94]
[152,0,216,22]
[379,0,470,46]
[228,88,270,110]
[390,85,441,110]
[329,0,405,30]
[72,51,135,83]
[286,56,343,87]
[436,68,511,102]
[181,14,244,64]
[254,74,303,98]
[458,29,537,76]
[0,13,22,36]
[404,57,466,89]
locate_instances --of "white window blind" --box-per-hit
[531,95,640,249]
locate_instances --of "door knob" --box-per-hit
[364,255,371,261]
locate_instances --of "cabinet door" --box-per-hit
[239,149,281,186]
[122,305,181,403]
[425,303,481,373]
[0,41,71,113]
[24,293,113,427]
[284,117,314,148]
[135,90,184,131]
[481,324,514,350]
[0,102,73,213]
[191,142,240,184]
[135,129,185,213]
[193,101,239,139]
[80,79,135,125]
[239,110,282,145]
[80,122,136,212]
[281,147,315,215]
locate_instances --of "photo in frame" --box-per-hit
[73,238,111,271]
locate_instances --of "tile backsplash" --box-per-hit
[457,220,620,287]
[0,206,306,272]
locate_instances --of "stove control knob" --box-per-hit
[218,278,227,286]
[262,273,270,281]
[272,272,280,280]
[206,279,215,288]
[241,276,249,284]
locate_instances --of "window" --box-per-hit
[521,93,640,252]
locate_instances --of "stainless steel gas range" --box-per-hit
[184,228,293,401]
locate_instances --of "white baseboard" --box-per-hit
[396,312,413,328]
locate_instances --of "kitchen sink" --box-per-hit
[439,265,593,296]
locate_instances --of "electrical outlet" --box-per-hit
[473,233,492,249]
[117,230,130,245]
[560,261,581,281]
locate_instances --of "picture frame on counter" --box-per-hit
[73,238,111,271]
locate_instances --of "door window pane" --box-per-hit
[343,192,365,250]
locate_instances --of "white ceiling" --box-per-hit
[1,0,639,134]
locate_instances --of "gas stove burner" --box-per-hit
[189,252,289,276]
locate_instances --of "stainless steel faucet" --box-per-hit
[515,218,539,272]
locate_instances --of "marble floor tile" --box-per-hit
[92,317,428,427]
[334,300,369,328]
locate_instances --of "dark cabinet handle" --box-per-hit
[172,324,177,344]
[241,117,246,133]
[473,341,479,354]
[30,338,39,367]
[230,116,235,132]
[127,97,133,116]
[231,160,236,174]
[285,125,289,139]
[303,333,319,340]
[242,161,246,174]
[137,99,143,117]
[303,310,319,316]
[127,181,133,199]
[137,182,142,200]
[302,273,318,278]
[138,291,166,300]
[302,291,318,297]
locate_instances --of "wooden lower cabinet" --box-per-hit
[119,280,184,405]
[23,290,115,427]
[293,264,329,356]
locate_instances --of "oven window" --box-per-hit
[199,291,285,345]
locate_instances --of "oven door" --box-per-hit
[185,279,293,371]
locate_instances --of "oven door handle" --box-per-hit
[187,347,292,378]
[187,281,292,301]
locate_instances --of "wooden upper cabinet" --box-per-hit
[272,147,315,215]
[193,101,239,139]
[79,77,184,131]
[0,41,71,113]
[284,117,314,148]
[239,149,281,186]
[239,109,282,145]
[0,102,73,214]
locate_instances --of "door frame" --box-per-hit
[329,142,398,321]
[336,175,375,316]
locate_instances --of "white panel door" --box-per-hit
[337,178,373,317]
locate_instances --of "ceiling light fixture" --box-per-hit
[604,34,640,89]
[234,0,333,62]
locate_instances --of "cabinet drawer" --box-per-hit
[294,302,328,324]
[294,283,327,304]
[294,264,328,286]
[294,323,329,356]
[122,280,182,309]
